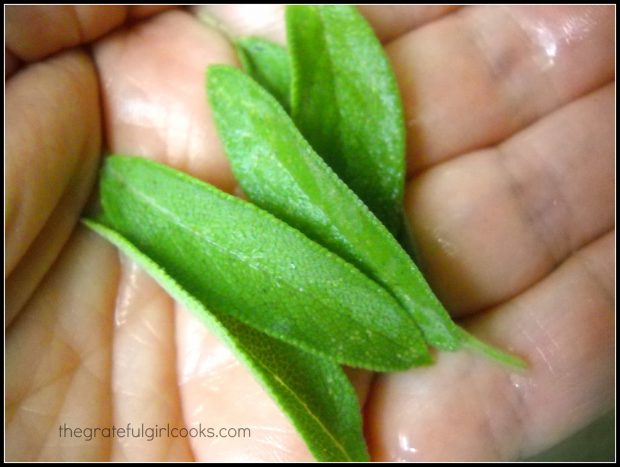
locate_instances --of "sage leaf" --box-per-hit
[95,155,430,371]
[83,219,369,462]
[236,37,291,112]
[208,66,526,368]
[208,65,460,351]
[287,5,405,236]
[458,328,527,369]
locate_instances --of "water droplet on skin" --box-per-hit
[520,8,600,72]
[509,371,535,393]
[398,432,418,455]
[530,23,558,69]
[432,228,458,257]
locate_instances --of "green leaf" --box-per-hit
[236,37,291,112]
[95,155,430,371]
[287,5,405,236]
[83,219,369,461]
[458,328,527,370]
[207,64,461,351]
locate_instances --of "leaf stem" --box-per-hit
[458,327,527,370]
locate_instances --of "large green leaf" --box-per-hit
[94,156,430,371]
[208,65,526,368]
[287,5,405,236]
[83,219,369,461]
[236,37,291,112]
[208,65,461,351]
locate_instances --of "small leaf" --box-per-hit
[83,219,369,461]
[207,65,461,351]
[96,155,430,371]
[236,37,291,112]
[287,5,405,236]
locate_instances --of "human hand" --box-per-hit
[6,5,614,461]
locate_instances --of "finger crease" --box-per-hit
[494,144,569,270]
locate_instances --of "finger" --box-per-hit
[128,5,179,19]
[386,5,614,173]
[358,5,461,43]
[5,50,101,324]
[109,257,193,461]
[93,10,238,192]
[175,305,374,462]
[94,11,362,460]
[6,227,119,461]
[193,5,287,44]
[406,84,614,316]
[6,150,101,325]
[5,47,21,79]
[192,5,460,44]
[175,306,314,461]
[5,5,177,64]
[366,231,614,461]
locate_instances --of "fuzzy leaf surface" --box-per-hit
[95,155,431,370]
[83,218,370,461]
[236,36,291,112]
[208,65,461,351]
[288,5,406,235]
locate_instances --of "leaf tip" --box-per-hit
[206,63,237,90]
[459,328,528,371]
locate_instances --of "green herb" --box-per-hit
[287,5,406,236]
[83,5,526,461]
[92,156,430,371]
[226,9,525,368]
[208,64,461,351]
[459,328,527,369]
[83,219,369,462]
[236,37,291,112]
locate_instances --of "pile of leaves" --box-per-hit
[85,6,523,461]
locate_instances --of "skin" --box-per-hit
[5,5,614,461]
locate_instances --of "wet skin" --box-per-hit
[5,5,614,461]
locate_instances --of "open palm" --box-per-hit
[6,5,614,461]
